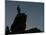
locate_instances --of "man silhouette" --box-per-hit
[11,5,27,34]
[5,26,10,35]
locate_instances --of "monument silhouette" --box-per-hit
[10,5,27,34]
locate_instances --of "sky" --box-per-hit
[5,1,44,31]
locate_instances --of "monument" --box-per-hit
[11,5,27,34]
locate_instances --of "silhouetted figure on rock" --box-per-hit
[5,26,10,35]
[11,5,27,34]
